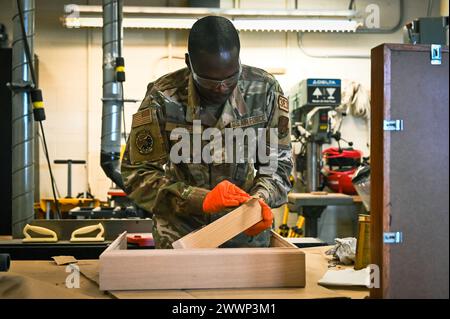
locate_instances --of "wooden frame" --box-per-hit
[172,198,262,249]
[371,44,449,299]
[99,230,305,291]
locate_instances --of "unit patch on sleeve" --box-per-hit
[135,129,154,155]
[278,115,290,138]
[278,95,289,113]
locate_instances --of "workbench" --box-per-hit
[0,246,368,299]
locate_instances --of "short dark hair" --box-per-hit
[188,16,240,61]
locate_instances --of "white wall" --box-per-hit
[0,0,442,202]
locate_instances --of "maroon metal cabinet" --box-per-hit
[370,44,449,299]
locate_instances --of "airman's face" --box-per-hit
[187,47,240,106]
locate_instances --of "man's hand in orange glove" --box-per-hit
[244,198,274,237]
[203,180,251,213]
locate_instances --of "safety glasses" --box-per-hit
[188,56,242,90]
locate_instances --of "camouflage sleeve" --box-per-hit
[250,79,293,208]
[121,89,209,216]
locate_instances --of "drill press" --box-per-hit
[289,79,343,237]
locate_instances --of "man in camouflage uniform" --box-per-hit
[121,16,293,249]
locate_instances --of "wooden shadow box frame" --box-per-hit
[99,230,305,291]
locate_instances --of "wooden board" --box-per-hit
[172,198,262,249]
[99,231,305,291]
[371,44,449,299]
[184,248,367,299]
[269,230,297,248]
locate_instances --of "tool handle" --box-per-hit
[70,223,105,242]
[296,216,305,228]
[73,224,101,235]
[282,204,289,224]
[23,224,57,238]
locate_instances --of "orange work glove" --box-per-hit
[203,180,251,213]
[244,198,273,236]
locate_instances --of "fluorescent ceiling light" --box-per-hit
[68,5,357,18]
[62,5,362,32]
[63,17,361,32]
[64,17,198,29]
[233,19,361,32]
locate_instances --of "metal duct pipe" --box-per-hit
[11,0,35,238]
[101,0,124,190]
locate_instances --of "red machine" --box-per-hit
[322,147,362,195]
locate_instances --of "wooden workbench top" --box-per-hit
[288,193,363,209]
[0,246,368,299]
[288,192,362,202]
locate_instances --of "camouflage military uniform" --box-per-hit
[121,65,293,249]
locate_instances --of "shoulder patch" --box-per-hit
[135,129,154,154]
[278,95,289,112]
[132,109,152,128]
[129,108,168,163]
[278,116,290,137]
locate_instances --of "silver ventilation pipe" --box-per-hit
[100,0,125,190]
[11,0,35,238]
